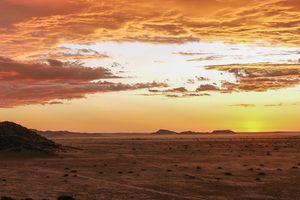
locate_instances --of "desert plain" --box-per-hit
[1,132,300,200]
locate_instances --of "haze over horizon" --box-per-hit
[1,0,300,133]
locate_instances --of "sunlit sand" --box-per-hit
[1,126,300,199]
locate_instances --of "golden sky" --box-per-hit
[0,0,300,132]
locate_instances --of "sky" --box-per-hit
[0,0,300,132]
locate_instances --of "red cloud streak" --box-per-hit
[0,57,167,107]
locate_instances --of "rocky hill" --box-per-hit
[154,129,235,135]
[153,129,178,135]
[211,130,235,134]
[0,121,60,154]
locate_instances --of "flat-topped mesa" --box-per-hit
[180,131,198,134]
[180,131,209,134]
[212,130,235,134]
[0,121,60,154]
[153,129,178,135]
[154,129,215,135]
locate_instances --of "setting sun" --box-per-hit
[240,121,265,132]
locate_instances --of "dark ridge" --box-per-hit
[180,131,198,134]
[212,130,235,134]
[180,131,209,134]
[153,129,178,135]
[0,121,60,154]
[33,129,90,138]
[154,129,213,135]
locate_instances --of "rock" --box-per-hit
[57,196,75,200]
[1,197,15,200]
[212,130,235,134]
[180,131,200,134]
[153,129,178,135]
[0,121,60,154]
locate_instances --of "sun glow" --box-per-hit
[241,121,266,132]
[1,0,300,132]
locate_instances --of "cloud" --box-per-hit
[146,86,210,98]
[1,0,300,102]
[29,47,110,61]
[0,57,117,82]
[196,76,210,81]
[174,52,208,56]
[264,103,283,107]
[165,87,188,93]
[184,93,210,97]
[148,87,188,93]
[165,94,181,98]
[187,56,223,62]
[0,0,90,28]
[0,57,167,107]
[0,81,166,107]
[42,101,64,106]
[146,92,210,98]
[230,104,256,108]
[196,84,220,92]
[207,63,300,92]
[187,76,210,84]
[1,0,300,58]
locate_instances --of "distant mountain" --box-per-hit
[211,130,235,134]
[154,129,236,135]
[153,129,178,135]
[154,129,209,135]
[179,131,209,134]
[0,121,60,154]
[33,130,92,138]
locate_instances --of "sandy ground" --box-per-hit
[1,133,300,200]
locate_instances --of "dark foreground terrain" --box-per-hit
[0,122,59,153]
[0,133,300,200]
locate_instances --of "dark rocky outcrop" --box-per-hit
[180,131,198,134]
[212,130,235,134]
[153,129,178,135]
[180,131,209,134]
[154,129,210,135]
[57,196,75,200]
[0,121,60,154]
[34,130,88,138]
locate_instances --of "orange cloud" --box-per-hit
[0,0,89,27]
[207,63,300,92]
[29,47,110,61]
[0,0,299,58]
[196,84,220,92]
